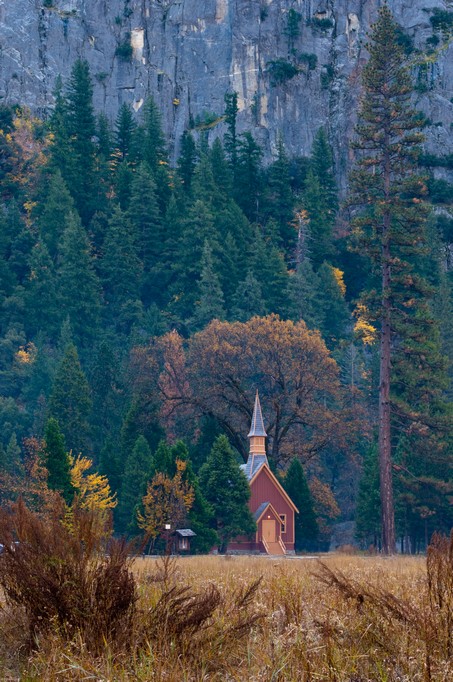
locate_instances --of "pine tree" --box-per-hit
[235,132,263,222]
[349,4,448,553]
[97,113,112,160]
[7,202,34,286]
[49,343,92,455]
[48,76,72,185]
[117,435,154,534]
[99,437,123,496]
[96,113,112,194]
[191,153,224,209]
[0,205,17,300]
[177,131,197,193]
[126,163,162,305]
[101,205,142,333]
[43,417,74,503]
[316,262,350,348]
[38,170,76,261]
[199,435,255,553]
[303,169,333,269]
[191,240,225,330]
[355,443,381,549]
[139,97,170,212]
[24,242,59,338]
[224,91,239,178]
[140,97,167,173]
[283,458,318,551]
[311,128,338,211]
[4,432,22,477]
[57,212,101,345]
[171,199,218,320]
[251,228,288,315]
[231,270,266,322]
[266,135,294,247]
[89,341,122,454]
[114,160,134,210]
[209,137,232,196]
[114,103,137,162]
[286,260,321,329]
[64,59,99,225]
[303,128,338,269]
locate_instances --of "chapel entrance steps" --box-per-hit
[261,539,286,555]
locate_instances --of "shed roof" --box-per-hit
[176,529,196,537]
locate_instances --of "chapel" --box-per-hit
[228,392,298,555]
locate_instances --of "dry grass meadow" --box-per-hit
[1,541,452,682]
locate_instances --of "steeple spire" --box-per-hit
[243,391,269,479]
[248,390,267,438]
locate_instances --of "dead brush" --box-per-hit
[0,498,137,655]
[427,531,453,661]
[313,534,453,681]
[136,554,264,672]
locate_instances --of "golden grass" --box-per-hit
[2,552,452,681]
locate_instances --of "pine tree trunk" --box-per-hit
[379,146,396,555]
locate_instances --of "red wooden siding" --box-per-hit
[250,467,295,549]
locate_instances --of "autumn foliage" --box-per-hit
[137,459,194,547]
[132,315,352,467]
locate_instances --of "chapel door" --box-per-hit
[262,519,276,543]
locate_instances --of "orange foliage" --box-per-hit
[0,437,60,517]
[133,315,356,467]
[309,476,341,541]
[137,460,194,545]
[8,110,50,204]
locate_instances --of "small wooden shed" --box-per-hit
[175,528,196,553]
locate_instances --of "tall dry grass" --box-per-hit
[1,503,452,681]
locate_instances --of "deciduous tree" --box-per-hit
[137,459,194,550]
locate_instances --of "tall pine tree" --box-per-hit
[349,5,449,553]
[49,343,92,455]
[43,417,74,504]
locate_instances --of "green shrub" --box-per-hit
[309,16,334,31]
[426,34,440,48]
[430,9,453,35]
[267,59,299,85]
[285,9,302,47]
[321,64,335,89]
[299,53,318,70]
[116,34,133,61]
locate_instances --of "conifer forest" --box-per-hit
[0,4,452,558]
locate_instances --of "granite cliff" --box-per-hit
[1,0,452,186]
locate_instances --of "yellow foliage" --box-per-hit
[70,455,117,512]
[331,267,346,296]
[353,304,378,345]
[15,342,37,365]
[137,460,194,542]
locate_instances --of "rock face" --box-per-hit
[1,0,452,186]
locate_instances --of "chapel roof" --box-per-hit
[240,455,267,481]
